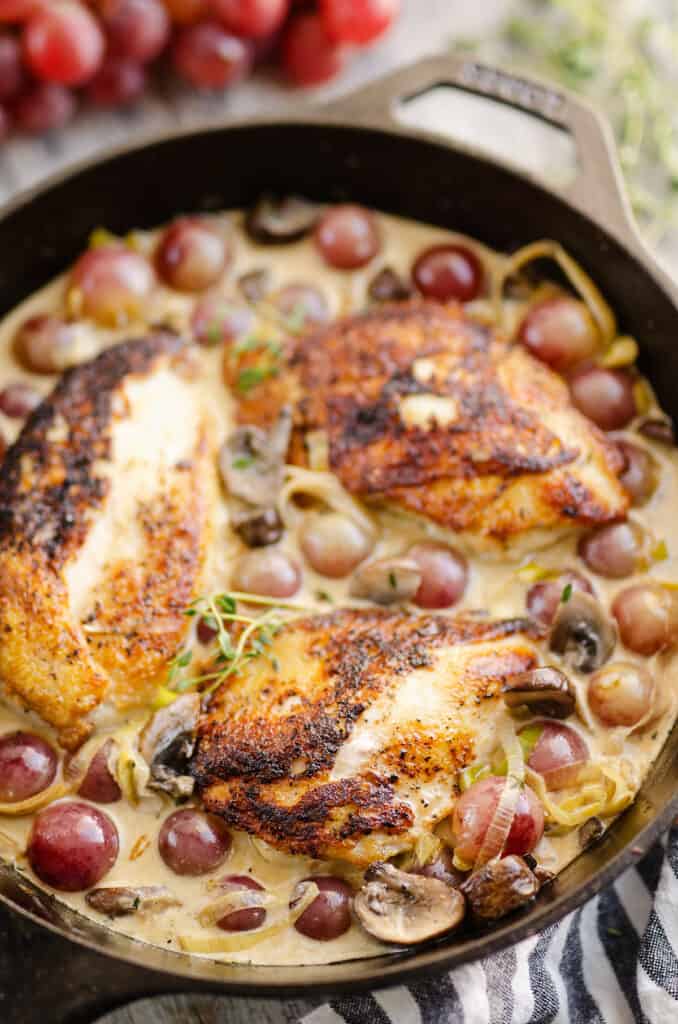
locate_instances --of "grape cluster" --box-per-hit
[0,0,399,140]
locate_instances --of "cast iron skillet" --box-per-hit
[0,54,677,1001]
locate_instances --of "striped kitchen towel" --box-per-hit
[299,824,678,1024]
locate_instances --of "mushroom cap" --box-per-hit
[245,195,320,245]
[549,591,616,673]
[354,861,465,945]
[503,666,575,719]
[460,855,539,920]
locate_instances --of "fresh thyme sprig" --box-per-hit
[165,591,310,698]
[460,0,678,246]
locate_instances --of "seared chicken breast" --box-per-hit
[229,301,627,555]
[192,608,539,865]
[0,332,216,748]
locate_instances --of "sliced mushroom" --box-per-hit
[368,267,412,303]
[549,591,616,673]
[579,816,605,849]
[86,885,180,918]
[350,557,422,605]
[139,692,200,799]
[245,195,320,245]
[638,416,675,446]
[460,855,539,920]
[220,408,292,548]
[238,267,271,304]
[354,862,465,945]
[503,667,575,719]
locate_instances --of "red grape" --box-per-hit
[412,243,483,302]
[299,511,373,577]
[518,297,599,372]
[14,315,78,373]
[0,381,40,418]
[615,439,657,505]
[526,570,593,626]
[0,33,25,100]
[86,56,146,108]
[216,874,266,932]
[270,283,329,326]
[232,548,302,598]
[282,12,347,87]
[524,721,588,790]
[612,582,678,656]
[578,521,645,578]
[164,0,209,23]
[13,81,75,133]
[23,2,104,86]
[98,0,170,64]
[0,731,57,802]
[588,662,654,727]
[191,296,253,346]
[293,876,352,940]
[172,20,252,89]
[27,801,119,891]
[0,100,8,140]
[155,217,228,292]
[212,0,289,39]
[569,365,636,431]
[320,0,398,44]
[452,776,544,864]
[314,204,380,270]
[0,1,40,23]
[408,542,468,609]
[158,808,232,875]
[70,244,155,325]
[77,739,122,804]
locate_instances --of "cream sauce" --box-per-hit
[0,209,676,965]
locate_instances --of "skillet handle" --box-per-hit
[326,54,638,247]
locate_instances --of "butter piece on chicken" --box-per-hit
[192,608,539,865]
[0,332,216,749]
[228,301,628,555]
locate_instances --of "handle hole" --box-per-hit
[395,85,578,189]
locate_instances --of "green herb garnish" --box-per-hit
[561,582,573,603]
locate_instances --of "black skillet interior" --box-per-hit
[0,121,677,1001]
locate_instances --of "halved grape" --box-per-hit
[612,583,678,656]
[314,205,380,270]
[588,662,654,727]
[526,570,593,626]
[569,366,636,431]
[408,542,468,609]
[523,721,588,790]
[70,244,155,325]
[232,548,302,598]
[27,801,119,891]
[155,217,229,292]
[0,381,40,418]
[451,776,544,864]
[0,731,57,803]
[191,296,253,347]
[412,244,483,302]
[216,874,266,932]
[14,315,78,373]
[292,876,352,940]
[77,740,122,804]
[518,297,599,371]
[299,512,373,578]
[158,808,231,876]
[578,521,646,578]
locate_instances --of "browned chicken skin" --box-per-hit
[0,332,216,748]
[228,300,628,554]
[192,608,540,864]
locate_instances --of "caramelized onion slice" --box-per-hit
[474,725,525,868]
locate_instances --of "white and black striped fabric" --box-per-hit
[296,826,678,1024]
